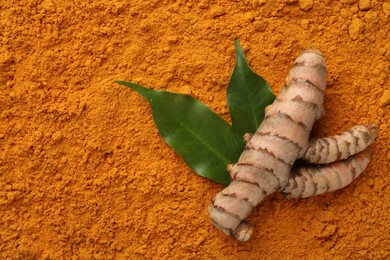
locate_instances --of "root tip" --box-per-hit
[367,124,379,138]
[233,221,254,242]
[303,46,323,56]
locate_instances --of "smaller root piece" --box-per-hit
[302,124,378,164]
[282,149,371,198]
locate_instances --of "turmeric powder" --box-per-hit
[1,0,388,258]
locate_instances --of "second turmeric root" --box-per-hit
[283,149,372,198]
[303,124,378,164]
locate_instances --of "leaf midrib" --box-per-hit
[177,119,233,166]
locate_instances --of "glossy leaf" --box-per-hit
[115,81,240,185]
[116,40,276,185]
[227,39,275,149]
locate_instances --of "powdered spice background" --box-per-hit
[1,0,389,258]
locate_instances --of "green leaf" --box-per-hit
[116,39,276,185]
[115,81,240,185]
[227,39,275,149]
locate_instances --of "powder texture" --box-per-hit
[0,0,389,258]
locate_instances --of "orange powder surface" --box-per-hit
[0,0,389,258]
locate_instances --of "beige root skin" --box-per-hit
[208,48,327,241]
[283,149,372,198]
[302,124,378,164]
[208,48,378,241]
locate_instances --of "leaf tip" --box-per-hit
[235,39,243,53]
[114,80,153,101]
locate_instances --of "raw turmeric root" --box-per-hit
[209,47,327,241]
[302,124,377,164]
[208,48,377,241]
[283,149,372,198]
